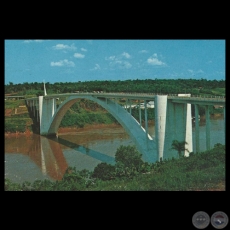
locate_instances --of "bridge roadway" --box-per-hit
[27,92,225,106]
[25,93,225,163]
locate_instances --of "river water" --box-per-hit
[4,114,225,184]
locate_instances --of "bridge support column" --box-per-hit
[39,96,57,136]
[139,100,142,126]
[52,98,56,116]
[185,103,193,156]
[36,100,39,122]
[129,99,132,114]
[195,104,200,153]
[144,100,148,136]
[205,105,210,150]
[155,95,167,161]
[33,100,35,117]
[116,98,119,113]
[156,97,192,161]
[224,106,225,134]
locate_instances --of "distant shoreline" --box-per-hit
[4,114,223,137]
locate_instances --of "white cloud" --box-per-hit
[109,60,132,69]
[197,69,204,73]
[123,61,132,69]
[74,53,85,58]
[139,50,148,53]
[147,54,166,66]
[106,56,116,61]
[94,64,100,70]
[90,64,101,71]
[50,59,75,67]
[122,52,131,59]
[106,53,132,69]
[52,43,77,50]
[81,48,87,52]
[188,69,204,75]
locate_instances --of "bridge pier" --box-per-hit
[194,104,200,153]
[129,99,132,114]
[144,100,148,137]
[33,100,35,117]
[185,103,193,156]
[35,100,39,122]
[155,95,167,160]
[139,100,142,126]
[224,106,225,134]
[155,95,193,160]
[39,96,57,136]
[205,105,211,150]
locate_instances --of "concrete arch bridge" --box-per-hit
[26,92,225,163]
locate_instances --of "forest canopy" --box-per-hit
[5,78,225,96]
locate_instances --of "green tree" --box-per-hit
[170,140,190,158]
[115,145,143,169]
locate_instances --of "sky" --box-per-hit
[4,39,225,84]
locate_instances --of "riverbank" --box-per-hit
[58,120,155,134]
[5,112,224,136]
[5,113,224,137]
[57,123,123,134]
[5,120,156,136]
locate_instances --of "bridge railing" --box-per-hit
[167,94,225,101]
[24,92,225,101]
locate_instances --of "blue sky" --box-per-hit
[4,39,225,84]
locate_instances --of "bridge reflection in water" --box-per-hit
[6,134,115,181]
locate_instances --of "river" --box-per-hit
[4,114,225,184]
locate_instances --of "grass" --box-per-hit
[5,100,26,109]
[86,149,225,191]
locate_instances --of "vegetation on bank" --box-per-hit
[5,79,225,96]
[4,143,225,191]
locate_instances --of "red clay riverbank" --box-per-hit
[4,123,124,137]
[5,120,156,137]
[57,123,122,134]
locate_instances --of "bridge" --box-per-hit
[25,92,225,163]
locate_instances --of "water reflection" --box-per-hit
[5,134,115,182]
[5,115,225,184]
[56,137,115,164]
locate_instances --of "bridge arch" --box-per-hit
[47,95,157,162]
[27,93,225,163]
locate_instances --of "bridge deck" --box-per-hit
[25,93,225,106]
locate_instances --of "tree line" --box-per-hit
[5,78,225,96]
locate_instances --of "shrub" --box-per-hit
[115,145,143,168]
[92,163,115,180]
